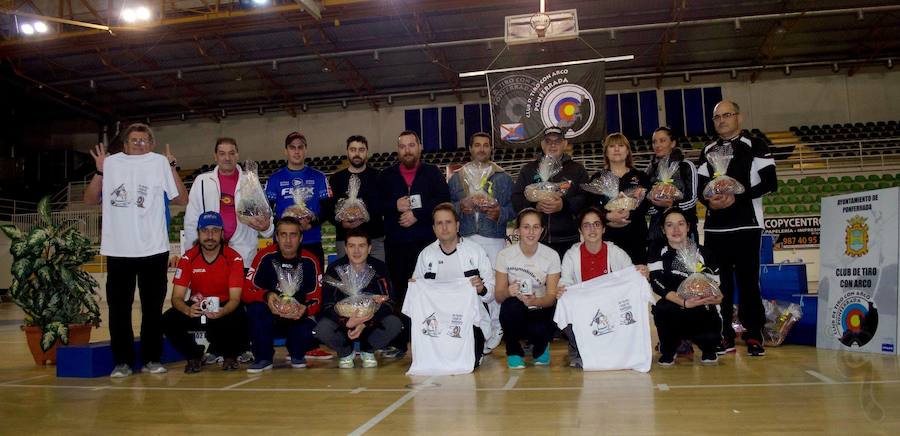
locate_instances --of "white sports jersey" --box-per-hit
[554,267,654,372]
[402,279,484,376]
[495,242,561,298]
[100,152,178,257]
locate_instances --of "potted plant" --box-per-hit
[1,196,101,365]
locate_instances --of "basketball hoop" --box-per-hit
[530,13,551,38]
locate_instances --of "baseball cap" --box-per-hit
[284,131,308,147]
[197,211,224,229]
[543,126,565,138]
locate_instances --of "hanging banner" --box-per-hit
[487,61,605,148]
[817,188,899,355]
[763,215,821,249]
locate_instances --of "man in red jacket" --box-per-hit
[242,217,322,373]
[163,211,246,373]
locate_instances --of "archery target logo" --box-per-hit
[831,290,878,347]
[540,84,595,138]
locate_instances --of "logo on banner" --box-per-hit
[500,123,526,141]
[844,216,869,257]
[831,290,879,347]
[539,84,595,138]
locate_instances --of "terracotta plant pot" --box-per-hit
[24,324,94,366]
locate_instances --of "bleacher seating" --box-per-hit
[789,120,900,158]
[763,173,900,215]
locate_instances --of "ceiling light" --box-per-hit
[857,10,864,21]
[734,19,741,32]
[888,59,894,69]
[730,69,738,79]
[387,96,394,105]
[271,60,278,71]
[253,0,269,5]
[373,50,380,62]
[121,9,137,23]
[631,77,639,87]
[784,66,791,75]
[683,72,691,83]
[832,63,840,73]
[301,103,309,112]
[341,100,348,109]
[135,6,151,21]
[20,23,34,35]
[33,21,48,33]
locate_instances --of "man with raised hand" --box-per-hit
[84,122,188,378]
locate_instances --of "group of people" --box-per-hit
[85,99,776,377]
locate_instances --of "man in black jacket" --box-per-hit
[314,229,399,368]
[322,135,385,261]
[378,130,451,357]
[512,126,589,259]
[697,100,777,358]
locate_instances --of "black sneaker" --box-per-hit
[700,351,718,364]
[381,346,406,359]
[184,358,203,374]
[657,354,675,367]
[746,339,766,357]
[716,340,736,355]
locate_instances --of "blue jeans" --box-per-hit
[247,302,316,362]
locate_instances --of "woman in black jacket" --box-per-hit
[587,133,651,265]
[649,208,723,366]
[645,127,699,251]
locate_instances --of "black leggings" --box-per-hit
[652,299,722,356]
[499,298,555,358]
[162,303,246,359]
[705,229,765,342]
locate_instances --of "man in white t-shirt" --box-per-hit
[84,123,188,378]
[411,203,495,368]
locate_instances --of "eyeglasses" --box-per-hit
[580,221,603,230]
[712,112,738,121]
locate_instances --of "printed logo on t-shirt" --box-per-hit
[174,268,182,279]
[136,184,149,208]
[619,299,636,326]
[447,314,464,338]
[591,309,614,336]
[423,313,440,337]
[110,184,129,207]
[221,192,234,206]
[193,268,206,273]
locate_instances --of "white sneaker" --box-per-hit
[203,353,223,365]
[484,328,503,352]
[338,355,355,369]
[361,352,378,368]
[141,361,168,374]
[110,364,132,378]
[237,351,255,364]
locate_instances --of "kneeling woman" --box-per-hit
[495,208,561,369]
[315,228,400,369]
[649,208,723,366]
[557,207,641,367]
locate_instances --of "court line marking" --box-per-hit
[2,378,900,393]
[805,370,837,384]
[657,384,670,391]
[221,377,262,390]
[348,376,435,436]
[503,375,520,390]
[0,375,49,385]
[350,387,367,394]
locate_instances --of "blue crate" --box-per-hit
[56,338,185,378]
[760,233,775,264]
[760,263,808,299]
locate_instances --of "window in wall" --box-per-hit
[463,103,492,145]
[606,90,660,138]
[662,86,723,138]
[406,106,464,151]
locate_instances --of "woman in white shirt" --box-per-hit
[556,207,647,367]
[495,209,560,369]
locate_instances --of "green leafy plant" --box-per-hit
[1,196,101,351]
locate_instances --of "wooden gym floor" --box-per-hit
[1,300,899,435]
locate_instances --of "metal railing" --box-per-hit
[9,209,101,244]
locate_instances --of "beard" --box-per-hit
[400,154,418,168]
[350,157,366,169]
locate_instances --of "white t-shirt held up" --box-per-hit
[100,152,178,258]
[554,267,654,372]
[402,279,484,376]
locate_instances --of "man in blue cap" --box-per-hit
[163,211,247,373]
